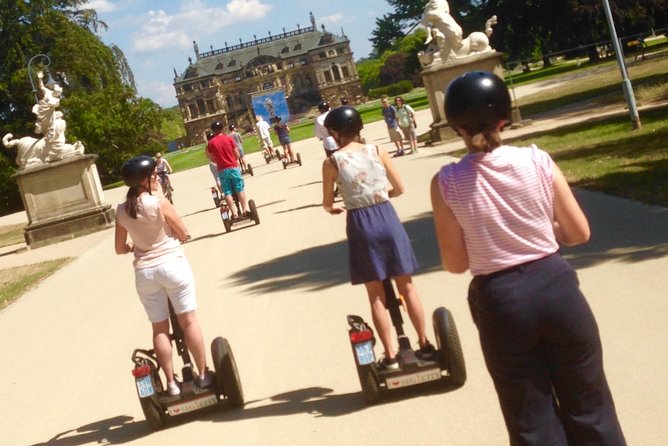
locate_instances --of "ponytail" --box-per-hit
[469,130,502,153]
[125,185,152,219]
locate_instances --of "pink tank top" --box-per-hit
[116,193,182,269]
[437,145,559,275]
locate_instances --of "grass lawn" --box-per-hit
[506,104,668,207]
[0,258,73,310]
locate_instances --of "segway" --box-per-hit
[262,148,281,164]
[130,302,244,430]
[218,190,260,233]
[346,278,466,404]
[211,187,222,208]
[280,152,302,170]
[241,163,254,176]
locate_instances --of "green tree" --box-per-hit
[0,1,165,214]
[356,58,383,93]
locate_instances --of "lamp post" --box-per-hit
[601,0,641,129]
[27,54,52,103]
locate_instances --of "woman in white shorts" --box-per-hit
[115,155,213,396]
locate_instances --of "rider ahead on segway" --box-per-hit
[321,106,436,370]
[207,120,249,219]
[115,155,214,396]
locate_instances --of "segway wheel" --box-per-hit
[275,149,281,158]
[249,199,260,224]
[222,215,232,233]
[264,153,270,164]
[296,153,302,166]
[140,398,166,430]
[211,337,244,408]
[247,163,254,176]
[214,197,221,208]
[357,365,379,404]
[433,307,466,388]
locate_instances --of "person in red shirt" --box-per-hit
[206,121,248,218]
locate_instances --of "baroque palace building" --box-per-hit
[173,12,363,146]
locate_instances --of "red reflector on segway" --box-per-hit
[131,364,151,377]
[350,330,373,343]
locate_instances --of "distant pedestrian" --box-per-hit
[381,95,404,156]
[394,96,418,154]
[431,71,626,445]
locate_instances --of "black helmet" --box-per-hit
[318,101,330,113]
[324,106,363,136]
[445,71,511,134]
[229,124,236,131]
[205,130,213,141]
[211,121,223,132]
[121,155,156,187]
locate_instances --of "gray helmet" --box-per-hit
[318,101,330,113]
[211,121,223,132]
[121,156,156,187]
[324,106,363,135]
[445,71,511,134]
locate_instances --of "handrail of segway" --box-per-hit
[131,348,160,370]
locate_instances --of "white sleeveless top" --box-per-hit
[332,144,389,210]
[116,193,182,269]
[437,145,559,275]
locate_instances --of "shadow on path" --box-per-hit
[31,415,149,446]
[230,192,667,294]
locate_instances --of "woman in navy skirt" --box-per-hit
[431,71,625,445]
[322,106,434,369]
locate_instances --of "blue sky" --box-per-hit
[87,0,395,107]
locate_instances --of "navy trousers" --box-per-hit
[468,253,626,446]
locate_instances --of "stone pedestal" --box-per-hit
[421,51,505,143]
[11,154,115,248]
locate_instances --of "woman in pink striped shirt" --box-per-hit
[431,71,625,445]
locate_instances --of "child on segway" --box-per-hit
[208,120,249,219]
[321,106,435,370]
[115,156,214,396]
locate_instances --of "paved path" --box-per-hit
[1,104,667,445]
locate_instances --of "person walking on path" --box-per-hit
[430,71,626,445]
[322,106,435,370]
[314,101,338,157]
[114,156,213,396]
[381,96,405,157]
[208,120,248,219]
[394,96,418,154]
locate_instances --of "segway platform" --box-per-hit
[280,152,302,170]
[131,305,243,429]
[346,279,466,404]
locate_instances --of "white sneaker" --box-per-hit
[167,380,180,396]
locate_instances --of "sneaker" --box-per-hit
[379,357,400,371]
[418,341,436,360]
[392,150,405,158]
[199,370,215,388]
[166,380,180,396]
[170,186,174,191]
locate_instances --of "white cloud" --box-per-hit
[131,0,274,53]
[85,0,118,13]
[140,80,178,107]
[321,13,344,24]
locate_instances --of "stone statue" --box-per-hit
[3,71,84,169]
[418,0,497,66]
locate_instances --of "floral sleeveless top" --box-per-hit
[332,144,389,210]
